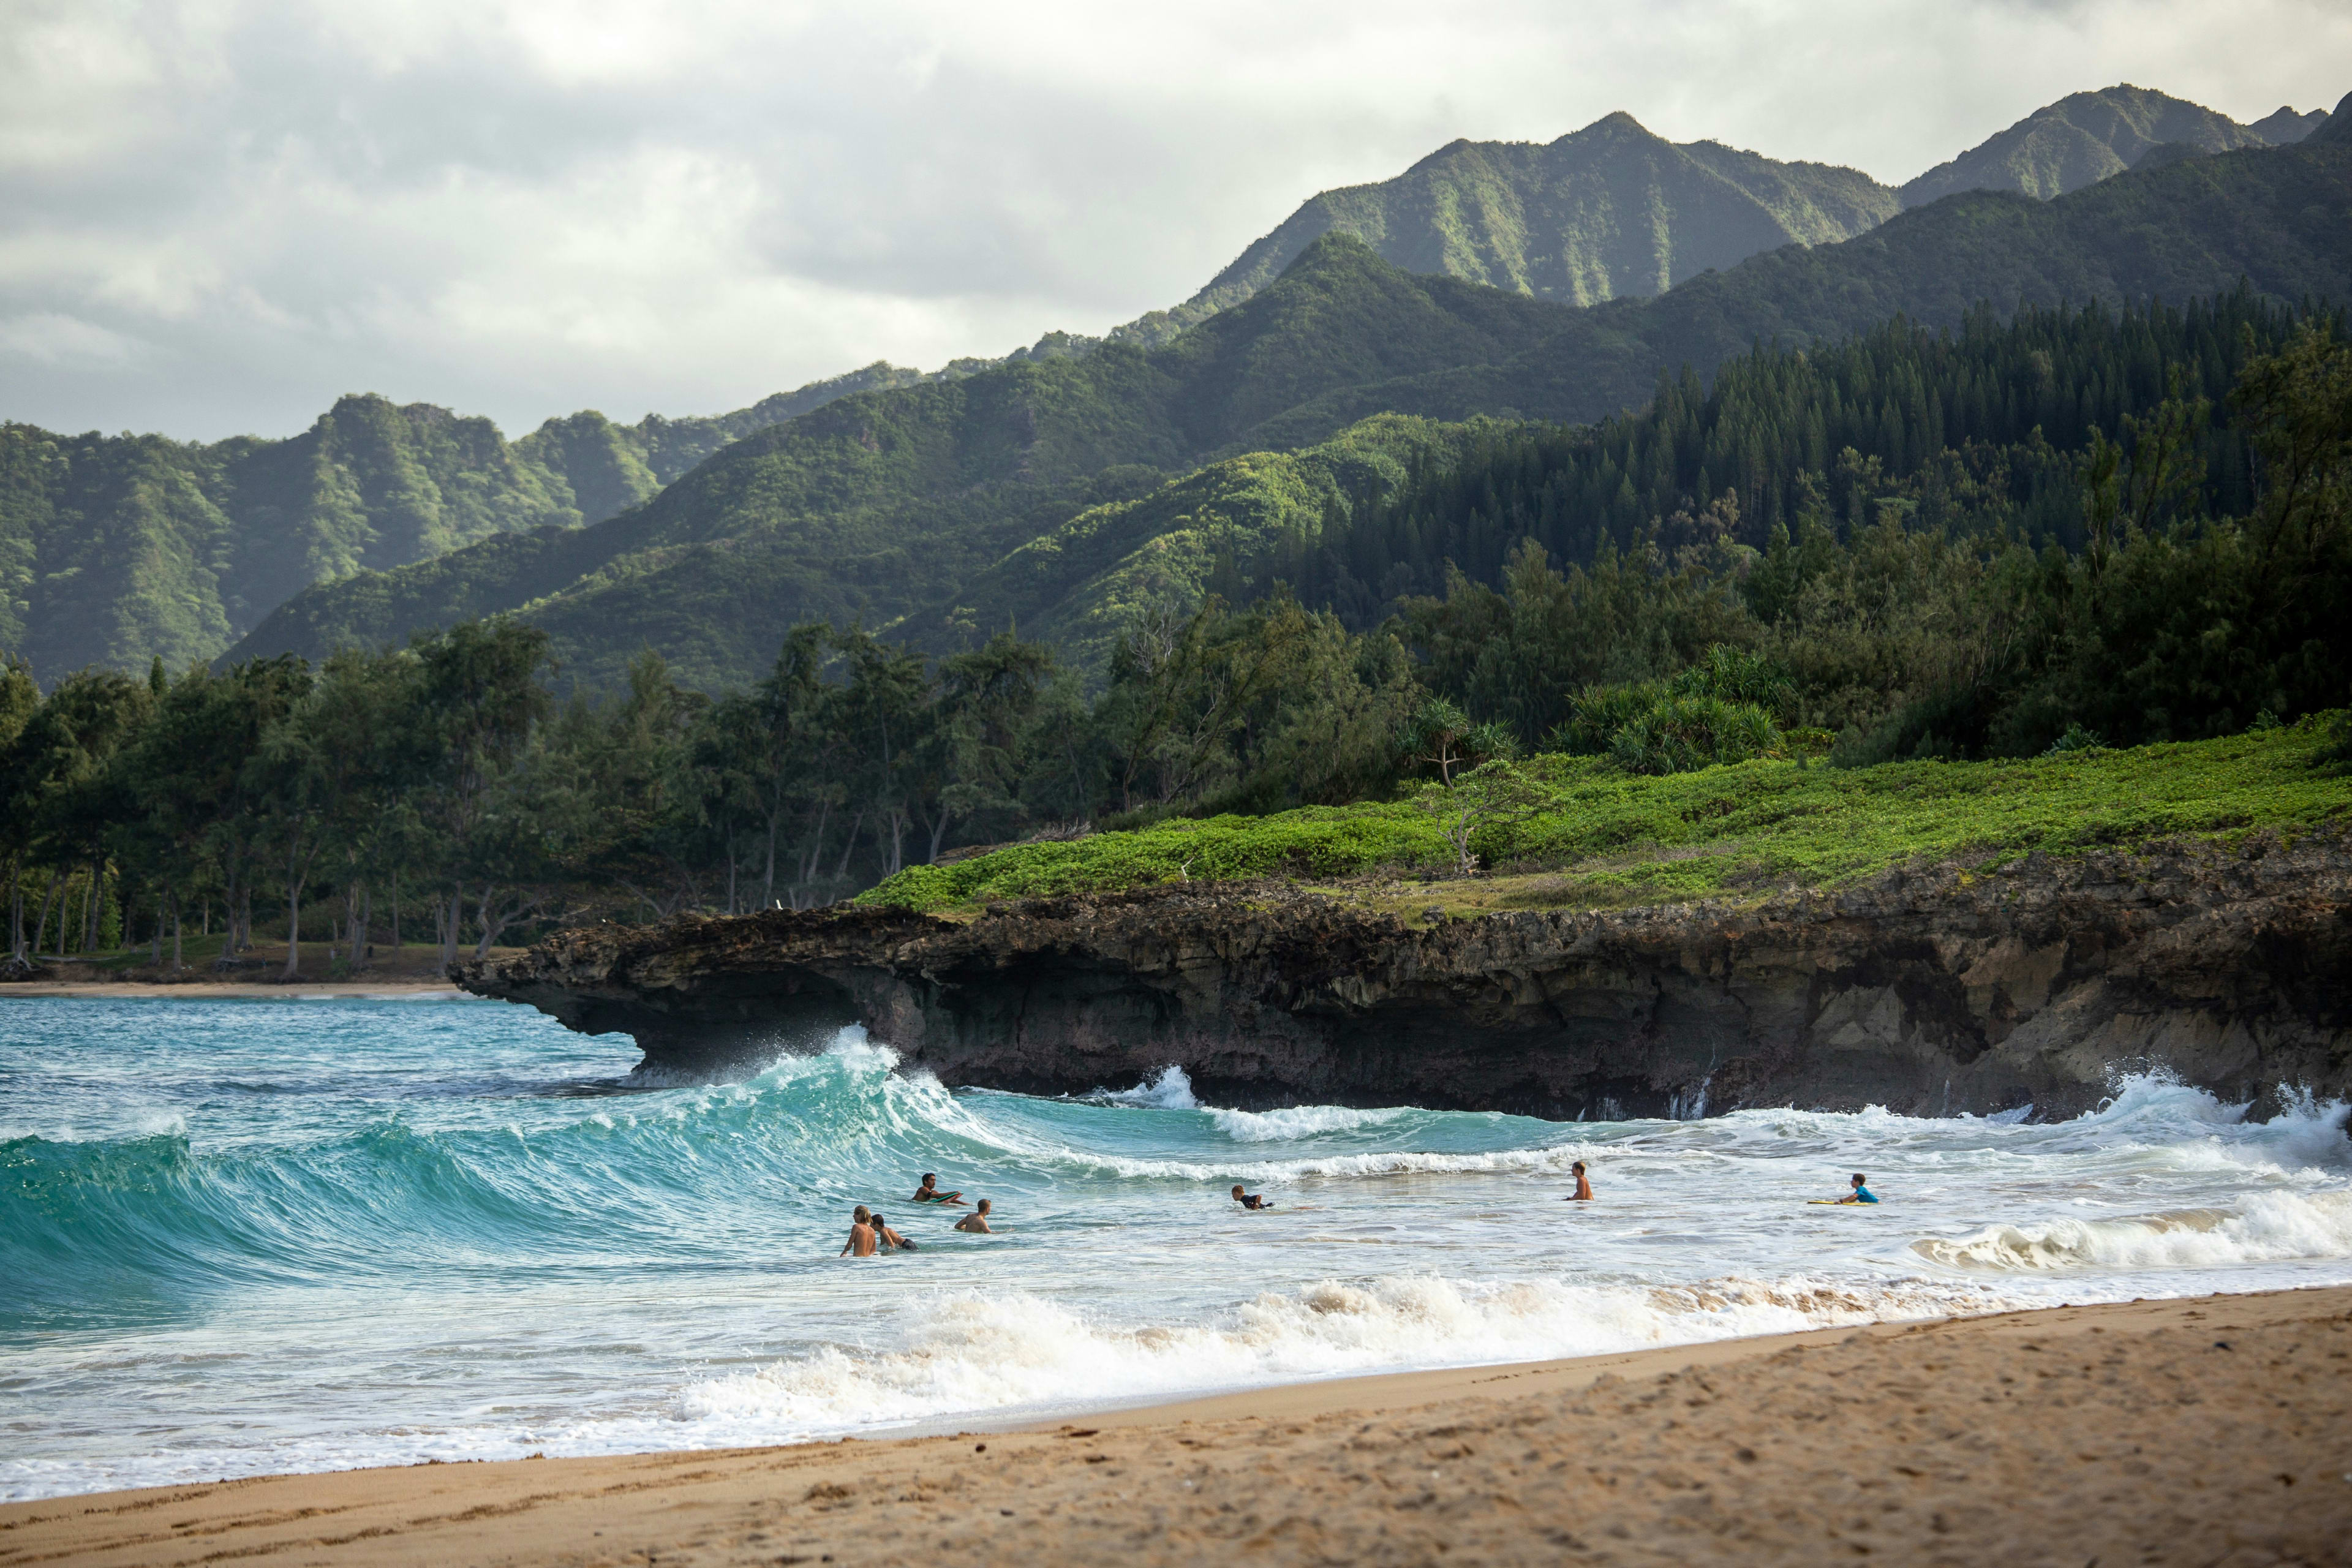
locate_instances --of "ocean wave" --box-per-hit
[1206,1104,1421,1142]
[1912,1189,2352,1273]
[677,1270,2019,1435]
[1086,1065,1200,1110]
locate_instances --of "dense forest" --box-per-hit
[2,295,2345,971]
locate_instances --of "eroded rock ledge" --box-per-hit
[458,834,2352,1119]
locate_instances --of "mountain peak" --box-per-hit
[1573,110,1657,139]
[1900,84,2269,207]
[2307,90,2352,146]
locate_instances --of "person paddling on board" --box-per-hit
[872,1212,918,1251]
[1231,1184,1275,1210]
[1837,1172,1879,1204]
[840,1205,878,1256]
[954,1199,995,1234]
[913,1173,968,1206]
[1564,1160,1594,1200]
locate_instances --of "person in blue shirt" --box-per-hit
[1838,1172,1879,1204]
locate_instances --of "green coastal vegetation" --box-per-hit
[859,720,2350,914]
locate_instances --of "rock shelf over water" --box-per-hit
[459,833,2352,1119]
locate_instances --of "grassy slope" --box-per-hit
[859,720,2351,915]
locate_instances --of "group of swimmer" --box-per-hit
[1556,1163,1878,1203]
[839,1174,997,1256]
[845,1164,1880,1252]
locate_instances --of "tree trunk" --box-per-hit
[283,875,303,979]
[832,810,865,882]
[473,886,500,960]
[6,856,21,966]
[725,827,737,915]
[85,858,102,951]
[31,871,58,959]
[763,813,779,908]
[172,891,183,971]
[151,897,163,966]
[359,881,371,963]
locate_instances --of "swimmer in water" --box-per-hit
[872,1213,918,1251]
[1837,1172,1879,1204]
[954,1199,995,1234]
[1565,1160,1593,1200]
[913,1173,967,1205]
[839,1205,878,1257]
[1231,1184,1275,1210]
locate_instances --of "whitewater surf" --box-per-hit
[3,997,2348,1502]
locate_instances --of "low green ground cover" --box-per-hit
[860,717,2351,913]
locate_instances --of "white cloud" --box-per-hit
[0,0,2344,440]
[0,310,151,367]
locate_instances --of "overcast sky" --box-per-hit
[2,0,2346,442]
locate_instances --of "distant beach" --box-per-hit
[0,979,465,1000]
[6,1286,2345,1567]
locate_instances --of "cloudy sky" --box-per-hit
[2,0,2346,442]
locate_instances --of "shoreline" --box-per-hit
[7,1284,2349,1565]
[0,979,470,1000]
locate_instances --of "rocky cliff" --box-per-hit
[459,833,2352,1120]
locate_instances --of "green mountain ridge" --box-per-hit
[15,85,2345,688]
[227,134,2352,692]
[1112,111,1902,346]
[230,244,1591,689]
[2248,105,2328,145]
[0,361,931,681]
[1898,85,2278,207]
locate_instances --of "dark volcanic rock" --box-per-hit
[460,834,2352,1120]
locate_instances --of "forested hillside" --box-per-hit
[0,361,924,680]
[5,314,2346,963]
[232,134,2352,690]
[230,239,1600,688]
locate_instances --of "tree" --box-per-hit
[1413,759,1550,876]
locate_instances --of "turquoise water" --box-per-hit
[5,996,2350,1501]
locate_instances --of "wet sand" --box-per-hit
[4,1286,2346,1567]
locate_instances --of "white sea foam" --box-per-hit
[1207,1104,1420,1142]
[1914,1188,2352,1273]
[677,1272,2019,1436]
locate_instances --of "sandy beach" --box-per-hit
[4,1286,2346,1568]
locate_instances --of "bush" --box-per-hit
[1608,694,1784,775]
